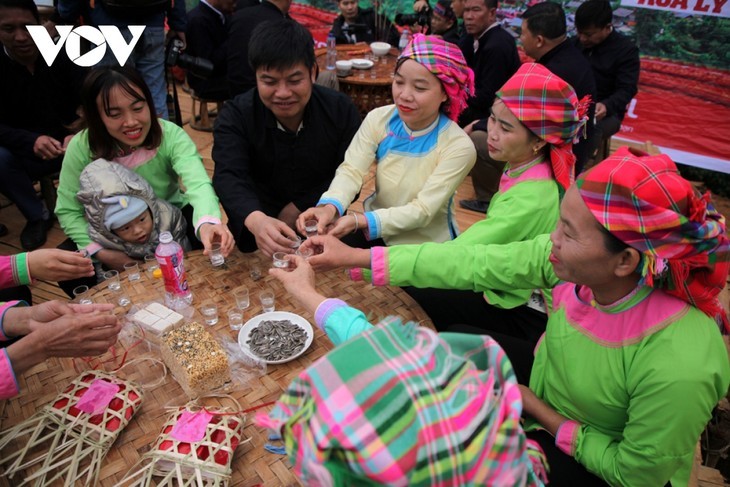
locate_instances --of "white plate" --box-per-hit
[237,311,314,365]
[351,58,374,69]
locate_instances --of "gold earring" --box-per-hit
[533,146,540,155]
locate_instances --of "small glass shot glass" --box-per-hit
[209,243,225,267]
[104,270,121,291]
[249,265,262,281]
[72,285,93,305]
[369,66,377,79]
[235,287,250,311]
[259,290,275,313]
[296,246,314,260]
[272,252,289,269]
[228,309,244,331]
[289,235,302,250]
[124,261,141,281]
[200,303,219,326]
[144,254,159,276]
[304,220,318,238]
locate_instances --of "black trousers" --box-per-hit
[404,287,547,342]
[527,430,609,486]
[57,204,202,297]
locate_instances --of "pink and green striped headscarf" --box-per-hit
[256,318,547,486]
[399,33,475,122]
[578,146,730,329]
[496,62,591,190]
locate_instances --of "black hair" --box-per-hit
[483,0,498,10]
[575,0,613,30]
[248,19,315,73]
[599,224,630,254]
[521,1,566,40]
[0,0,39,22]
[80,66,162,160]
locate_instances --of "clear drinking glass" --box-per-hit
[304,220,318,238]
[104,270,121,291]
[200,303,219,325]
[259,290,275,313]
[124,261,140,281]
[228,309,244,331]
[73,285,93,305]
[209,243,225,267]
[272,252,289,269]
[235,287,250,312]
[144,254,159,276]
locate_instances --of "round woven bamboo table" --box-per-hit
[0,249,432,486]
[316,44,398,118]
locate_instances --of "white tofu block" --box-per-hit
[150,317,175,333]
[147,302,174,317]
[166,311,184,326]
[132,309,160,327]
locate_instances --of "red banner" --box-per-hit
[620,0,730,18]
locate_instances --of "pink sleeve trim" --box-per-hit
[0,301,23,341]
[556,420,581,456]
[0,349,20,400]
[348,268,364,281]
[370,247,389,286]
[314,299,349,331]
[194,217,223,238]
[85,242,104,256]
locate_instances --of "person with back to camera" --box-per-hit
[55,66,233,285]
[301,146,730,486]
[297,34,476,249]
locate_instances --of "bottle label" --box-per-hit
[157,249,189,296]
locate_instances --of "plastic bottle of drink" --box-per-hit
[326,33,337,70]
[399,29,411,52]
[155,232,193,309]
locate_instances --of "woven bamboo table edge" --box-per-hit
[0,249,433,486]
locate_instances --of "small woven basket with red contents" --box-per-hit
[0,369,144,486]
[118,400,247,486]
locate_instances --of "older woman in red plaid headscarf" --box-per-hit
[296,34,477,249]
[301,146,730,485]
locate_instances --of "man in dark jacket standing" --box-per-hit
[227,0,291,97]
[520,1,596,173]
[330,0,399,46]
[186,0,235,100]
[574,0,639,159]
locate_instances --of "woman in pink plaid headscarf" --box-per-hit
[297,34,477,248]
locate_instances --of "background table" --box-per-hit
[316,44,399,118]
[0,249,432,486]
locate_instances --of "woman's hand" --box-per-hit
[269,255,326,315]
[27,249,95,281]
[518,384,568,436]
[199,222,235,257]
[296,204,338,236]
[303,235,371,272]
[326,214,360,239]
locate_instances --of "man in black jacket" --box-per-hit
[456,0,519,214]
[574,0,639,159]
[213,20,361,256]
[227,0,291,97]
[520,1,596,173]
[430,0,459,45]
[0,0,85,249]
[186,0,235,100]
[330,0,399,46]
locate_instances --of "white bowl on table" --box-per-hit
[370,42,391,57]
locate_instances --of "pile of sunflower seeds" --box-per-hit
[246,319,307,361]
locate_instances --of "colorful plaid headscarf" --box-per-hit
[256,319,547,486]
[578,146,730,329]
[433,0,456,21]
[496,62,591,190]
[399,34,475,122]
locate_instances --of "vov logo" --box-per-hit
[26,25,145,67]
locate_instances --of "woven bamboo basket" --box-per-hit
[117,399,246,487]
[0,369,144,486]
